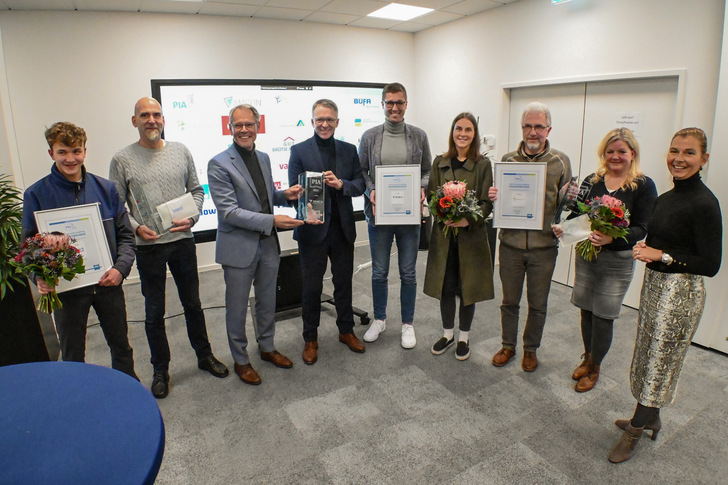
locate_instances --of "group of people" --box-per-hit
[19,82,722,464]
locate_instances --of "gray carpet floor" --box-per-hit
[83,245,728,484]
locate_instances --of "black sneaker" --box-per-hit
[151,372,170,399]
[455,341,470,361]
[431,337,455,355]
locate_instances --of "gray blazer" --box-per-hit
[358,123,432,224]
[207,145,288,268]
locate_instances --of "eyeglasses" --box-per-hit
[232,122,256,130]
[314,117,338,125]
[522,124,550,133]
[383,100,406,108]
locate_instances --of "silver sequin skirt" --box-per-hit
[630,268,705,408]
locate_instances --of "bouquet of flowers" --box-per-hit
[12,232,85,313]
[575,194,630,261]
[428,180,484,237]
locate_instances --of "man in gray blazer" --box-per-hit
[208,104,303,385]
[359,83,431,349]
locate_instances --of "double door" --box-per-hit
[506,76,679,309]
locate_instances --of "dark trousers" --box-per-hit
[498,244,558,352]
[441,238,475,332]
[135,238,211,373]
[55,284,137,379]
[298,222,355,341]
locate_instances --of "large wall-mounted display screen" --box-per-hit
[152,79,385,239]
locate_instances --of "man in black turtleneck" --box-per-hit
[208,104,304,386]
[288,99,367,365]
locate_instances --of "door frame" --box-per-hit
[497,69,686,161]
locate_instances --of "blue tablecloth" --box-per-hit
[0,361,165,484]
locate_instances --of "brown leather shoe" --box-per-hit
[575,363,600,392]
[339,333,366,353]
[522,351,538,372]
[572,353,591,380]
[233,363,261,385]
[302,341,318,365]
[260,350,293,369]
[492,347,516,367]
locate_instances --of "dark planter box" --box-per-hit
[0,277,58,366]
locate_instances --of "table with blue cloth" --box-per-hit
[0,361,165,484]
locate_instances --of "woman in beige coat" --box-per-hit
[424,112,494,360]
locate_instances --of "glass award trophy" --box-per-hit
[297,171,325,223]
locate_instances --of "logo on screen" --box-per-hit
[354,98,372,105]
[273,137,295,153]
[223,97,262,108]
[355,119,362,127]
[296,120,305,127]
[221,115,266,135]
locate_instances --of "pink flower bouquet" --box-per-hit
[428,180,483,237]
[575,194,630,261]
[13,232,85,313]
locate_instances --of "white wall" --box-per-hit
[0,10,413,272]
[411,0,724,157]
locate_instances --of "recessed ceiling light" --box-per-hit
[367,3,434,21]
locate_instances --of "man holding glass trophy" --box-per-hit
[288,99,367,365]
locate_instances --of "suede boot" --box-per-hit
[615,414,661,441]
[608,423,644,463]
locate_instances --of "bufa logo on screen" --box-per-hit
[354,98,372,105]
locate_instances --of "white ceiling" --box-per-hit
[0,0,520,33]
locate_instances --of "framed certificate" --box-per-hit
[492,162,546,230]
[374,165,421,225]
[34,203,114,293]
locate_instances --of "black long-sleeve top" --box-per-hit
[568,173,658,251]
[646,173,722,276]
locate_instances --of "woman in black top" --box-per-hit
[555,128,657,393]
[608,127,722,463]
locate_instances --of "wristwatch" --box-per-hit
[661,253,674,266]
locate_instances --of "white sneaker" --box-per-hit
[401,324,416,349]
[363,319,386,342]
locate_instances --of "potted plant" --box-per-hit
[0,173,55,366]
[0,173,24,299]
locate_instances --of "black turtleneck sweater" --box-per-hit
[234,142,271,215]
[645,172,722,276]
[315,133,341,225]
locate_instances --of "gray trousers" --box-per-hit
[222,236,280,365]
[498,244,558,352]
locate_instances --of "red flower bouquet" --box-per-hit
[428,180,484,237]
[575,194,630,261]
[12,232,85,313]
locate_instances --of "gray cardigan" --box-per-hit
[359,122,432,224]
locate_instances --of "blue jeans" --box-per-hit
[368,223,420,323]
[135,238,212,373]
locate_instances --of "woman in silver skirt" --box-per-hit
[555,128,657,393]
[608,128,722,463]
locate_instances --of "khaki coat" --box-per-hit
[423,155,494,305]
